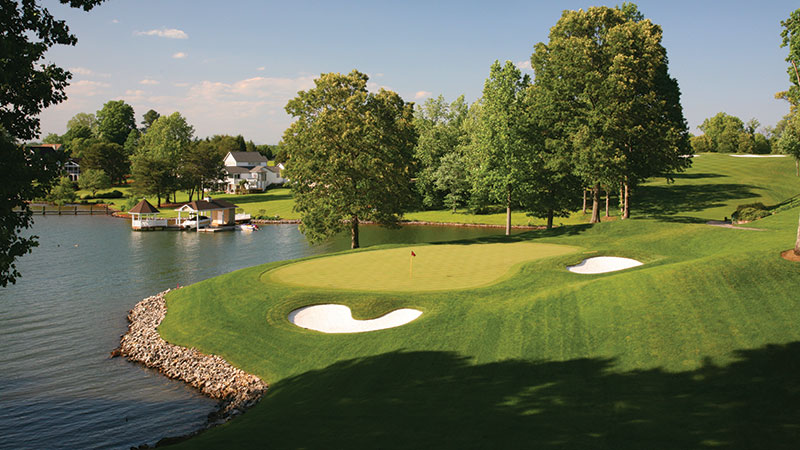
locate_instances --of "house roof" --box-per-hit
[178,198,238,211]
[224,166,251,174]
[265,166,281,174]
[129,199,160,214]
[227,151,268,164]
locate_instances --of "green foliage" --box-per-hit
[131,112,194,206]
[77,168,110,196]
[81,141,128,184]
[531,5,690,222]
[180,140,226,198]
[282,70,416,248]
[255,144,277,160]
[48,176,78,206]
[96,100,136,146]
[66,112,98,135]
[140,109,160,132]
[731,202,770,222]
[776,112,800,162]
[413,95,469,209]
[94,189,124,199]
[780,9,800,107]
[118,195,140,212]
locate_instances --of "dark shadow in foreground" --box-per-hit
[635,183,761,220]
[179,342,800,449]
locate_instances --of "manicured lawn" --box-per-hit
[159,202,800,448]
[268,242,580,292]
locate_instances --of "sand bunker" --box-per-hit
[288,304,422,333]
[567,256,643,274]
[729,154,785,158]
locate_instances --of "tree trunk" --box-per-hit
[604,190,609,217]
[623,181,630,219]
[590,184,601,223]
[582,189,587,214]
[795,212,800,256]
[619,185,624,215]
[157,194,161,208]
[505,192,511,236]
[546,209,554,229]
[351,215,360,249]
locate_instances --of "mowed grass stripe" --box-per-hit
[266,242,580,292]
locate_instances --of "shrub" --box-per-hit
[732,202,770,222]
[95,190,124,199]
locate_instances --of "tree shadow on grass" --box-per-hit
[433,225,595,246]
[671,172,729,180]
[636,183,761,219]
[188,342,800,449]
[224,192,293,205]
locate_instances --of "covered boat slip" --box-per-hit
[129,197,240,231]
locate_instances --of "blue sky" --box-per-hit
[39,0,798,144]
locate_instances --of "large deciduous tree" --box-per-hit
[282,70,416,249]
[471,61,532,235]
[131,112,194,206]
[0,0,104,286]
[179,140,225,202]
[96,100,136,146]
[531,4,690,222]
[81,141,129,184]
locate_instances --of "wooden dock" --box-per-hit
[21,204,111,215]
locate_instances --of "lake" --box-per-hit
[0,215,505,449]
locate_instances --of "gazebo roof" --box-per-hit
[129,199,160,214]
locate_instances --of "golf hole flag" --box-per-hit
[410,250,416,278]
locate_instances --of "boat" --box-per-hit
[181,215,211,229]
[237,223,259,232]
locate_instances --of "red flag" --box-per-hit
[411,251,416,257]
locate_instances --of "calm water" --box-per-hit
[0,215,503,449]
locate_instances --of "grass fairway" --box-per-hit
[268,242,580,292]
[154,154,800,449]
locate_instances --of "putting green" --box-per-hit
[266,242,579,292]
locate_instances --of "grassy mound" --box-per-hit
[267,242,579,292]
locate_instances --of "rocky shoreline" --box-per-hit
[114,289,268,447]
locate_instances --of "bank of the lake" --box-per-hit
[0,215,505,449]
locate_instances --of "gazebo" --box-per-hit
[129,199,167,230]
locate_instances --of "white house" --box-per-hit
[222,151,285,193]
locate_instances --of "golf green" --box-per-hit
[266,242,580,292]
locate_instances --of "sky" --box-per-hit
[37,0,799,144]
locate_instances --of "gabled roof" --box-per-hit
[265,166,281,174]
[226,151,268,164]
[178,198,238,211]
[129,199,160,214]
[250,166,269,173]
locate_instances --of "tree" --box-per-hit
[698,113,746,153]
[81,141,128,184]
[282,70,416,249]
[413,95,469,209]
[78,168,110,197]
[0,0,105,286]
[434,151,471,212]
[531,4,690,222]
[131,112,194,206]
[255,144,277,159]
[67,112,98,135]
[141,109,160,132]
[179,140,225,201]
[780,8,800,256]
[48,176,77,206]
[208,134,246,158]
[96,100,136,145]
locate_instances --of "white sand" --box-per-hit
[567,256,643,274]
[729,154,785,158]
[288,304,422,333]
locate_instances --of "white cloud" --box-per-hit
[172,52,187,59]
[134,28,188,39]
[414,90,432,99]
[139,79,159,85]
[516,60,532,70]
[257,66,266,71]
[173,82,190,88]
[69,67,110,78]
[66,80,110,97]
[111,19,119,24]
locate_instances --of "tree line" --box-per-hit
[282,4,693,247]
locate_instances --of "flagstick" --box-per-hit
[409,253,413,278]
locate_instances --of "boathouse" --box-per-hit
[129,199,167,230]
[176,197,238,229]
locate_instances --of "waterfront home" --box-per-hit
[222,151,285,193]
[129,199,167,230]
[64,158,80,181]
[176,197,238,229]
